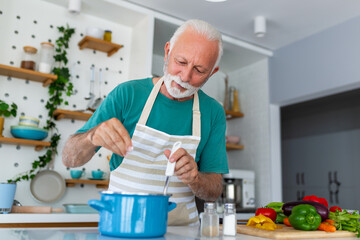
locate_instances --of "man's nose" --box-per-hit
[180,67,192,83]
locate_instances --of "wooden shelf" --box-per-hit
[65,179,109,189]
[226,143,244,150]
[0,137,51,151]
[0,64,57,87]
[78,36,124,57]
[225,110,244,120]
[53,109,92,121]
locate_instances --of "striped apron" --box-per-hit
[108,77,201,226]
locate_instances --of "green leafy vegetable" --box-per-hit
[329,209,360,237]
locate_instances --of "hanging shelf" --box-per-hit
[78,36,124,57]
[0,64,57,87]
[0,137,51,151]
[226,143,244,150]
[65,179,109,189]
[225,110,244,120]
[53,109,92,121]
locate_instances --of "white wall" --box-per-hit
[0,0,135,207]
[225,59,272,207]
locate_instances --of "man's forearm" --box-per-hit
[188,172,223,201]
[62,130,98,168]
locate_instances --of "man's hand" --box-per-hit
[164,148,198,185]
[88,117,133,157]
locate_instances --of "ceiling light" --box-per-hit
[68,0,82,14]
[254,16,266,37]
[205,0,228,2]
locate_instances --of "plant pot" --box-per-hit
[0,116,4,137]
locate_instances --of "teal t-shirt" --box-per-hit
[77,78,228,174]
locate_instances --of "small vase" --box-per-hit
[0,117,4,137]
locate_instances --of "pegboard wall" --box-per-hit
[0,0,135,206]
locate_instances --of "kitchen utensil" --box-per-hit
[85,66,95,108]
[88,191,177,238]
[11,125,48,141]
[163,141,182,195]
[70,170,86,179]
[90,68,103,110]
[0,182,16,214]
[223,74,229,110]
[237,224,356,239]
[91,170,106,179]
[63,204,97,214]
[30,157,65,203]
[11,205,63,213]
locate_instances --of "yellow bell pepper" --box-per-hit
[247,215,282,231]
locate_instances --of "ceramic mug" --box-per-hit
[91,170,106,180]
[70,170,86,179]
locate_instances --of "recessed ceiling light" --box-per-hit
[205,0,228,2]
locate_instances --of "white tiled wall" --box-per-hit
[226,59,271,207]
[0,0,133,207]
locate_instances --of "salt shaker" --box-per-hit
[223,203,236,236]
[200,202,219,237]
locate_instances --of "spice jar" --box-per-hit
[223,203,237,236]
[21,46,37,70]
[200,202,219,237]
[232,88,241,113]
[38,42,54,74]
[103,30,112,42]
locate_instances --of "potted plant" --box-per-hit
[0,100,17,137]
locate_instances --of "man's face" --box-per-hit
[163,28,219,99]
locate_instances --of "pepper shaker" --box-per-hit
[200,202,219,237]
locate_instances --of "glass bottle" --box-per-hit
[200,202,219,237]
[232,88,240,113]
[21,46,37,70]
[38,42,54,74]
[223,203,237,236]
[103,30,112,42]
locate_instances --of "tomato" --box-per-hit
[329,206,342,212]
[255,208,277,222]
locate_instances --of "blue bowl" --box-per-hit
[11,125,48,141]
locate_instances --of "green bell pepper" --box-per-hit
[288,204,322,231]
[276,212,287,224]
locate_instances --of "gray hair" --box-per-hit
[169,19,223,71]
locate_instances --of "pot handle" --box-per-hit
[88,199,113,213]
[168,202,177,212]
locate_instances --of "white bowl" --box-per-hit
[86,27,104,39]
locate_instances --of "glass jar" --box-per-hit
[223,203,237,236]
[200,202,219,237]
[38,42,54,74]
[103,30,112,42]
[21,46,37,70]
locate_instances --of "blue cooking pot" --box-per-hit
[88,191,177,238]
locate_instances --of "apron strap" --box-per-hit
[138,77,201,138]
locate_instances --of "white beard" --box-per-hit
[163,73,200,99]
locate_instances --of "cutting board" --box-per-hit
[11,206,63,213]
[237,225,356,239]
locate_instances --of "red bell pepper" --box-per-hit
[303,195,329,208]
[329,206,342,212]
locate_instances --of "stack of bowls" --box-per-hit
[11,116,48,141]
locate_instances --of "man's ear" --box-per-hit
[164,42,170,61]
[209,66,219,77]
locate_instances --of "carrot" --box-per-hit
[325,219,336,226]
[318,223,336,232]
[283,218,292,227]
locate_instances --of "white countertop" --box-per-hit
[0,213,99,223]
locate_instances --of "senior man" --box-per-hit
[62,19,228,225]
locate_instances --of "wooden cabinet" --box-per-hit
[225,110,244,150]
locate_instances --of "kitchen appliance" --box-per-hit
[219,169,255,212]
[88,191,176,238]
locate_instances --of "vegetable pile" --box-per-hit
[247,194,360,237]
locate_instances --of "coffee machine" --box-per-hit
[218,169,256,213]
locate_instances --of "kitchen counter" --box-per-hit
[0,226,359,240]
